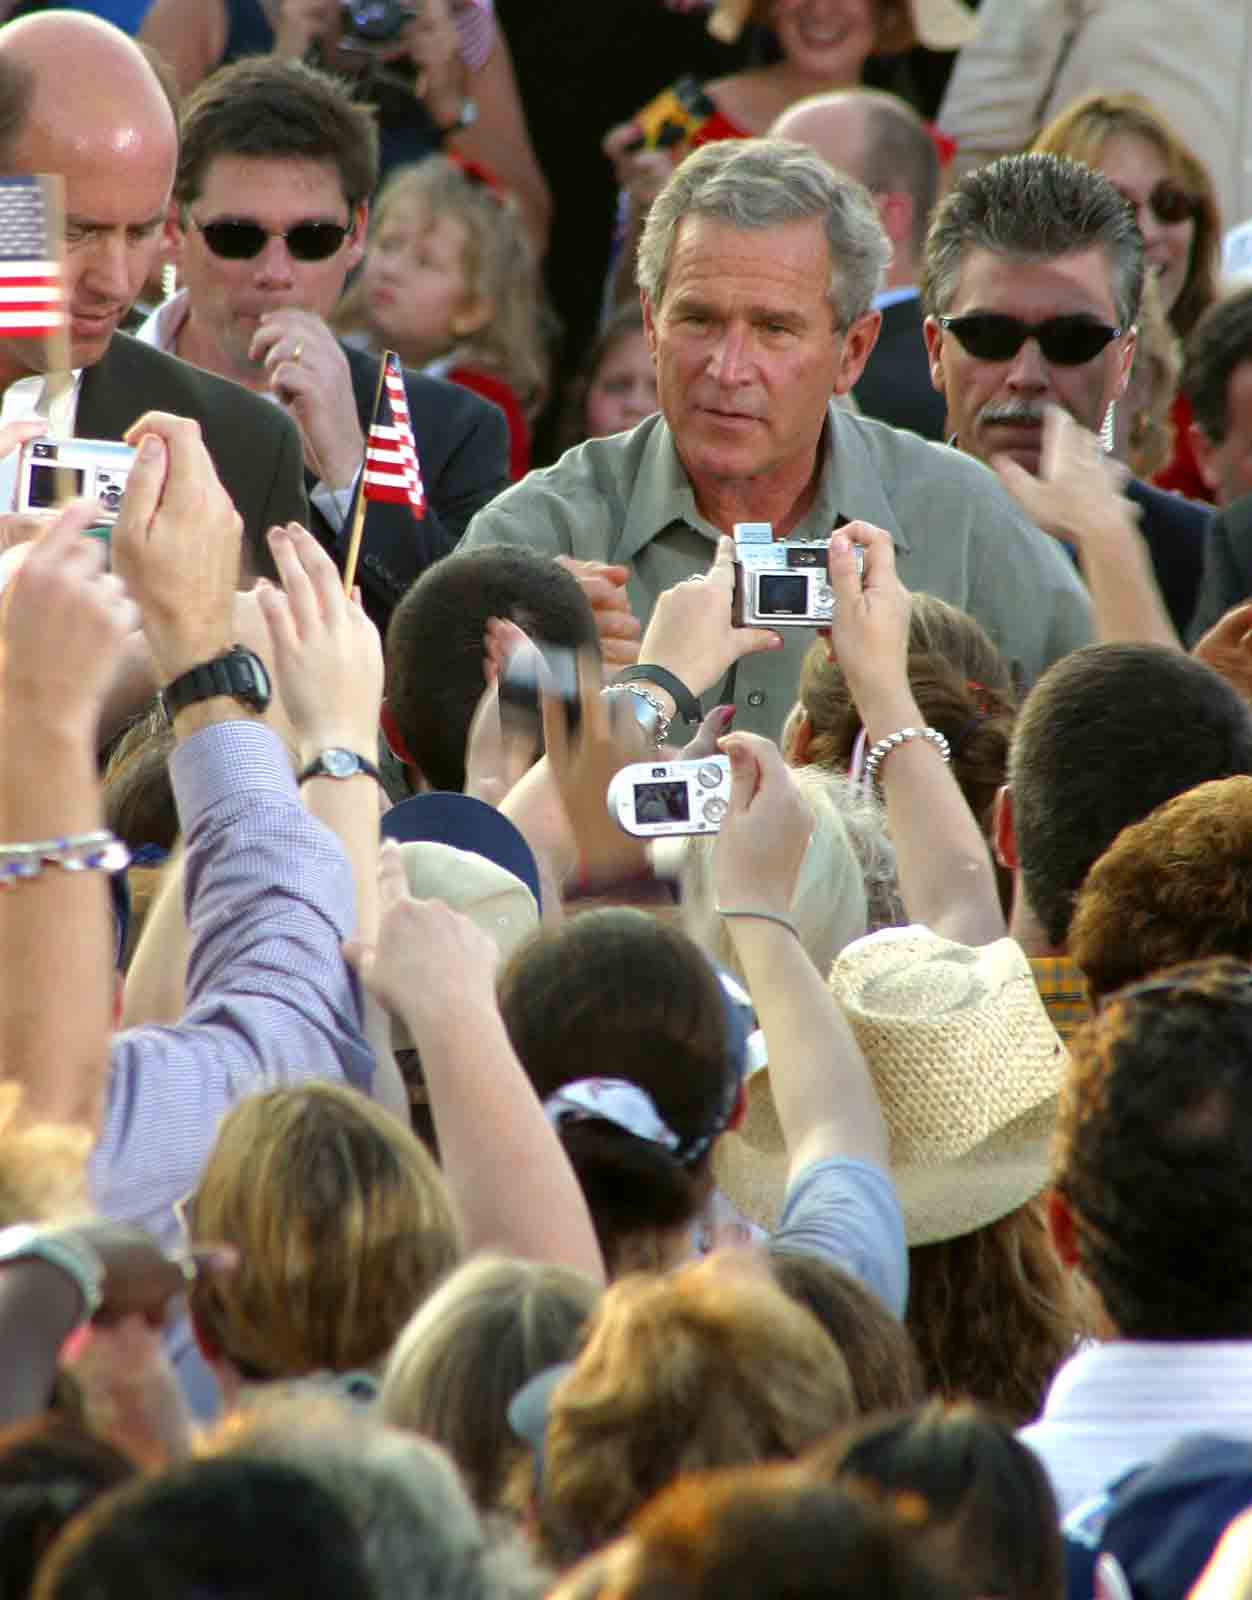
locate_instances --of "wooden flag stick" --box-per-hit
[341,353,390,596]
[37,174,77,507]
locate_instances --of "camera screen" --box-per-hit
[756,572,809,617]
[632,780,690,824]
[27,462,84,509]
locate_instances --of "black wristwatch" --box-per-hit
[161,646,271,721]
[298,748,383,785]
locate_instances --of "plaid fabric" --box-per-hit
[1030,954,1090,1043]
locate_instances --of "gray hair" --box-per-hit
[921,152,1145,329]
[636,137,891,327]
[212,1398,548,1600]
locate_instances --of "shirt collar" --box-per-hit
[872,285,921,311]
[615,403,910,565]
[133,288,191,353]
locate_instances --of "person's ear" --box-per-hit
[641,290,659,359]
[781,705,813,765]
[833,308,880,394]
[874,189,913,253]
[1112,324,1137,402]
[1046,1187,1081,1269]
[992,783,1018,870]
[1189,420,1222,494]
[345,201,369,274]
[923,313,947,395]
[451,294,494,339]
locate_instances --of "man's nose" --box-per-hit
[1005,335,1049,388]
[253,234,298,287]
[708,324,750,386]
[81,232,133,302]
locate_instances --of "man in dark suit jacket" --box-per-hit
[1188,490,1252,641]
[157,54,509,630]
[0,15,308,567]
[772,90,946,440]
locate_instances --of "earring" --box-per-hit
[1100,400,1116,454]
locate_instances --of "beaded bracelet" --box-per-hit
[0,830,131,889]
[863,726,952,786]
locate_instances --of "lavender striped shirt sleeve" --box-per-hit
[90,720,375,1248]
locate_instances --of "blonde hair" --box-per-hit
[0,1084,90,1226]
[538,1266,855,1566]
[380,1255,599,1513]
[188,1083,461,1379]
[336,156,550,417]
[680,765,869,981]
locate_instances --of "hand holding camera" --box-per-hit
[272,0,341,60]
[608,753,731,837]
[711,732,813,918]
[638,535,782,703]
[824,519,919,740]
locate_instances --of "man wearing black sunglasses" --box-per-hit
[135,55,509,630]
[921,153,1211,640]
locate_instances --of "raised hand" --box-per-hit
[711,731,813,917]
[250,311,367,491]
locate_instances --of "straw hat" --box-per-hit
[712,927,1067,1245]
[734,0,978,53]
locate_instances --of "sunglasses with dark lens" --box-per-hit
[937,313,1123,366]
[191,217,352,262]
[1115,179,1197,228]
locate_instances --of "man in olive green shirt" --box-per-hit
[461,139,1091,737]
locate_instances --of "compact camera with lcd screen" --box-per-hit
[16,436,136,528]
[607,754,731,837]
[731,521,864,628]
[340,0,419,47]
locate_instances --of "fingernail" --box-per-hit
[714,704,735,727]
[139,435,161,461]
[831,533,851,555]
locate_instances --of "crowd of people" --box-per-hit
[3,1,1252,1596]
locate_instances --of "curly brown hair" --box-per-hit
[1054,958,1252,1339]
[1071,776,1252,1004]
[904,1201,1084,1426]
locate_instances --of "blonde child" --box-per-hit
[336,156,549,478]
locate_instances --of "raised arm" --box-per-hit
[827,521,1005,946]
[0,491,140,1130]
[347,842,605,1282]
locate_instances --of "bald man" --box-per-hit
[771,91,946,441]
[0,12,306,572]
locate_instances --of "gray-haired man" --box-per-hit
[461,138,1091,736]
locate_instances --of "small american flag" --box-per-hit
[362,351,425,520]
[0,177,63,337]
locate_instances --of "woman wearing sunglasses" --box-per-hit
[1031,91,1223,501]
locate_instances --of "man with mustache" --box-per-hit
[921,151,1211,638]
[460,138,1092,737]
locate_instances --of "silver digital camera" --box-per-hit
[16,436,136,526]
[731,521,864,628]
[607,755,731,837]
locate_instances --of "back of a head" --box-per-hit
[1008,644,1252,948]
[385,544,598,792]
[211,1396,542,1600]
[498,909,738,1275]
[380,1254,600,1511]
[0,1417,134,1600]
[1055,958,1252,1339]
[538,1267,854,1567]
[812,1399,1063,1600]
[921,152,1145,330]
[33,1455,374,1600]
[189,1081,460,1379]
[637,137,890,326]
[175,55,378,212]
[768,1251,925,1413]
[1072,776,1252,1002]
[558,1465,967,1600]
